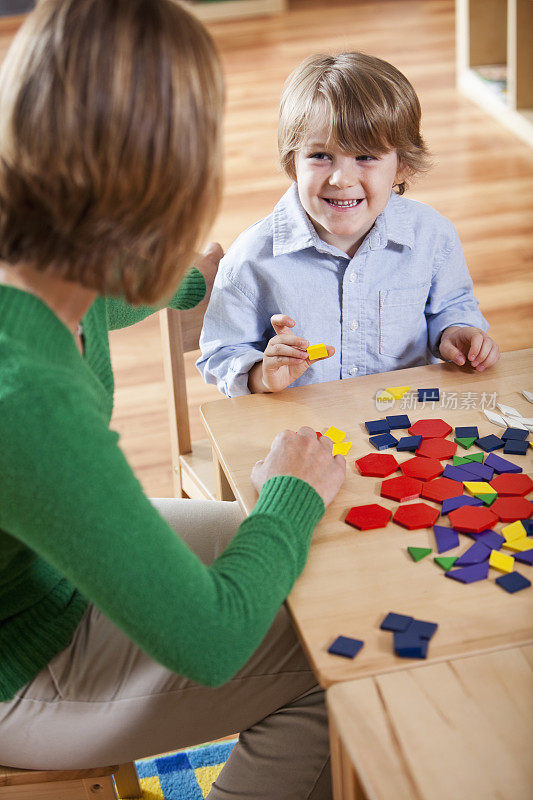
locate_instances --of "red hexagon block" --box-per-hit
[381,476,423,502]
[408,419,453,439]
[416,438,457,460]
[393,502,440,530]
[356,453,399,478]
[345,504,392,531]
[490,497,533,522]
[489,474,533,497]
[420,477,463,503]
[400,456,444,482]
[448,505,498,533]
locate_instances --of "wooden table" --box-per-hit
[327,646,533,800]
[201,350,533,687]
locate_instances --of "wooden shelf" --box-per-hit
[185,0,286,23]
[456,0,533,147]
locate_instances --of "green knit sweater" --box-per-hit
[0,270,324,701]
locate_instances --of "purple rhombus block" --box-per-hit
[484,453,522,474]
[441,495,483,514]
[473,530,505,550]
[513,549,533,566]
[458,461,494,481]
[433,525,460,553]
[442,464,478,483]
[445,562,490,583]
[454,541,491,566]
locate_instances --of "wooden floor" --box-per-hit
[1,0,532,497]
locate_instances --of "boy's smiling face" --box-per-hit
[294,126,404,258]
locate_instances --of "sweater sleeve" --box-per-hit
[0,384,323,687]
[105,268,206,330]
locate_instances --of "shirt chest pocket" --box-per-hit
[379,284,430,358]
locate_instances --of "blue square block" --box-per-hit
[503,439,529,455]
[365,419,389,435]
[328,635,364,659]
[386,414,411,430]
[455,426,479,439]
[495,571,531,593]
[369,432,398,450]
[501,427,529,441]
[393,630,428,659]
[476,434,504,452]
[396,435,422,452]
[409,619,438,641]
[418,388,440,401]
[380,612,413,632]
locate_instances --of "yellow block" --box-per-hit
[332,440,352,456]
[463,481,494,496]
[385,385,410,399]
[489,549,514,573]
[307,343,328,360]
[501,520,527,542]
[502,538,533,552]
[325,425,346,443]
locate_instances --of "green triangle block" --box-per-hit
[453,455,470,465]
[475,492,497,506]
[454,436,477,449]
[408,546,432,562]
[434,556,458,570]
[464,452,484,463]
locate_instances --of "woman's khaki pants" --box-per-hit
[0,498,331,800]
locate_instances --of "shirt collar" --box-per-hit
[272,184,414,257]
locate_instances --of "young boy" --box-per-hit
[197,52,499,397]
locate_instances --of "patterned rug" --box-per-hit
[133,740,237,799]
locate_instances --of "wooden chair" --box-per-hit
[0,761,141,799]
[159,305,234,501]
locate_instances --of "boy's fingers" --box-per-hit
[474,341,499,371]
[271,314,295,334]
[467,331,484,362]
[266,343,309,360]
[271,333,309,350]
[470,336,492,367]
[440,338,466,365]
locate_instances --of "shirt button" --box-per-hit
[350,320,359,331]
[349,366,358,375]
[349,272,356,282]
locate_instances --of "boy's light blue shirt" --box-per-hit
[197,184,488,397]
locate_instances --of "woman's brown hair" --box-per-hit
[279,52,431,194]
[0,0,224,304]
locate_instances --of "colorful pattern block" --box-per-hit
[332,440,352,456]
[328,635,364,658]
[455,426,479,439]
[416,438,457,460]
[448,505,498,533]
[445,562,490,583]
[307,343,328,360]
[464,481,494,497]
[442,464,477,483]
[365,419,390,435]
[454,541,491,566]
[369,432,399,450]
[501,520,527,542]
[503,439,529,455]
[490,474,533,497]
[356,453,399,477]
[345,504,392,531]
[397,435,423,452]
[495,572,531,593]
[501,427,529,441]
[454,437,478,450]
[386,414,411,429]
[393,630,428,659]
[459,460,494,481]
[393,502,440,530]
[491,497,533,522]
[407,546,432,562]
[409,418,452,439]
[441,494,484,514]
[421,477,463,503]
[380,612,413,632]
[400,456,444,481]
[433,524,460,553]
[489,549,514,573]
[385,385,410,399]
[417,388,440,402]
[324,425,346,443]
[484,452,522,474]
[514,550,533,566]
[476,434,504,452]
[381,476,423,502]
[502,538,533,552]
[434,555,458,570]
[474,530,505,550]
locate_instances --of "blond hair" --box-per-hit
[0,0,224,304]
[279,52,430,194]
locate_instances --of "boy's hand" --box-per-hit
[248,314,334,393]
[439,326,500,371]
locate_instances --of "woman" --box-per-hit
[0,2,345,798]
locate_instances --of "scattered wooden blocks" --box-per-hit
[417,388,440,402]
[365,419,390,435]
[489,549,514,573]
[434,555,458,570]
[484,452,522,474]
[441,494,483,514]
[400,456,444,481]
[454,436,478,449]
[381,476,423,502]
[433,524,460,553]
[503,439,529,455]
[421,477,463,503]
[407,546,432,562]
[442,464,476,483]
[464,481,494,497]
[501,427,529,441]
[345,504,392,531]
[474,530,505,550]
[459,460,494,481]
[454,541,491,566]
[327,635,364,658]
[491,497,533,523]
[455,426,479,439]
[356,453,399,477]
[490,474,533,497]
[380,612,413,632]
[409,419,452,439]
[448,505,498,533]
[332,440,352,456]
[415,438,457,460]
[393,630,428,659]
[445,562,490,583]
[369,432,398,450]
[393,502,440,530]
[396,435,422,452]
[502,538,533,552]
[325,425,346,443]
[385,386,410,399]
[307,343,328,360]
[386,414,411,429]
[495,572,531,593]
[476,434,504,452]
[501,520,527,542]
[513,549,533,566]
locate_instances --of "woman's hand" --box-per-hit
[251,426,346,507]
[248,314,334,393]
[193,241,224,303]
[439,326,500,372]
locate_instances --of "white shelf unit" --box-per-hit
[456,0,533,146]
[185,0,286,22]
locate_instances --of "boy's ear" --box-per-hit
[395,158,409,185]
